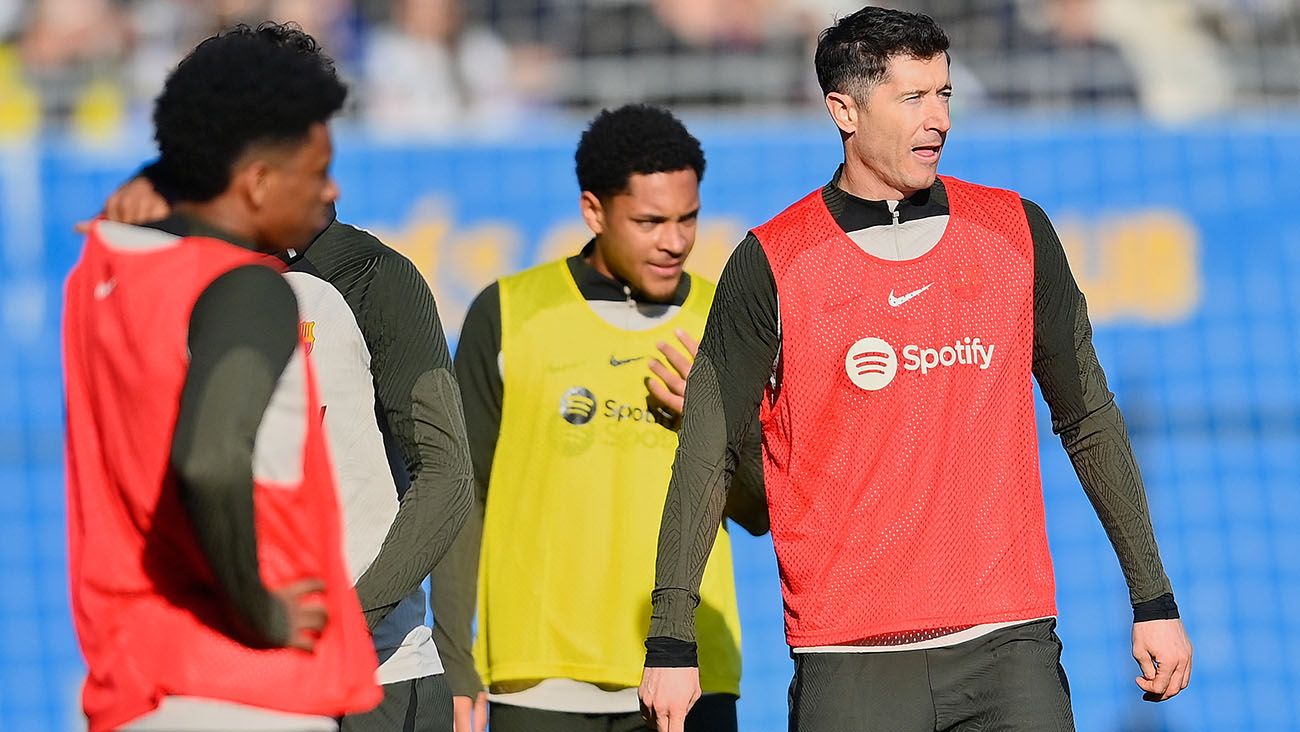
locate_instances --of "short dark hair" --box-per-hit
[815,6,950,100]
[575,104,705,199]
[153,23,348,202]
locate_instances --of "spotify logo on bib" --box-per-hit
[845,337,898,391]
[559,386,597,425]
[845,335,998,391]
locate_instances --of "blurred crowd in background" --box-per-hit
[0,0,1297,140]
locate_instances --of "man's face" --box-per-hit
[581,168,700,302]
[254,122,339,251]
[840,54,952,198]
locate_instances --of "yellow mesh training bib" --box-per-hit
[476,258,742,695]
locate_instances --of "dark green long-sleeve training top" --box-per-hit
[161,212,474,648]
[645,176,1178,666]
[432,246,768,696]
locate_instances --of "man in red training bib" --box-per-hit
[639,6,1192,731]
[62,23,380,732]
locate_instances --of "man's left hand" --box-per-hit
[1132,618,1193,702]
[452,692,488,732]
[646,329,699,428]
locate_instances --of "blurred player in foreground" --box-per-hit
[95,65,479,732]
[62,23,380,732]
[436,104,768,732]
[639,7,1192,731]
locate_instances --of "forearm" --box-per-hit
[1058,385,1174,610]
[352,252,476,627]
[171,265,298,646]
[646,235,780,663]
[429,491,484,696]
[175,443,285,646]
[427,281,502,689]
[1027,198,1174,615]
[648,355,737,651]
[354,368,475,627]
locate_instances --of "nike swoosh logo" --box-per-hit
[888,283,933,307]
[609,355,645,367]
[93,279,116,300]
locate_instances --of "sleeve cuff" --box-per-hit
[230,588,287,649]
[443,659,485,697]
[647,588,700,643]
[1133,592,1180,622]
[645,636,698,667]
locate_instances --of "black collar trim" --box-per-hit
[567,238,691,305]
[821,167,950,232]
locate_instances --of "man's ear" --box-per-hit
[230,159,273,211]
[579,190,606,236]
[825,91,860,136]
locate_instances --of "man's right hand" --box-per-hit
[453,692,488,732]
[639,666,700,732]
[271,578,329,651]
[1133,617,1192,701]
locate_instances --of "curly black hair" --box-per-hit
[815,7,950,100]
[575,104,705,199]
[152,22,348,203]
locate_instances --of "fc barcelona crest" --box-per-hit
[950,264,984,301]
[299,321,316,355]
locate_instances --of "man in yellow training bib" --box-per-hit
[433,104,767,732]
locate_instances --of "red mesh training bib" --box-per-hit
[63,224,380,731]
[753,176,1056,648]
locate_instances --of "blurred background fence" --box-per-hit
[0,0,1298,136]
[1,0,1298,730]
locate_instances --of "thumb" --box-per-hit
[1134,646,1157,686]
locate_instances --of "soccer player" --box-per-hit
[62,24,380,732]
[94,88,479,732]
[639,7,1193,731]
[90,202,476,732]
[437,104,768,732]
[266,214,476,732]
